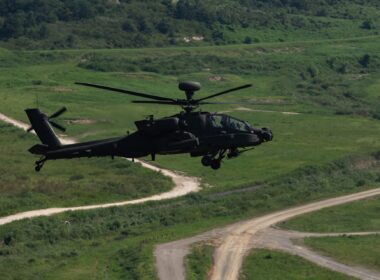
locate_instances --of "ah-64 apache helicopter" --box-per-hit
[26,81,273,172]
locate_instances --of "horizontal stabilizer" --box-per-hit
[28,144,50,155]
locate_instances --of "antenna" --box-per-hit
[35,91,40,108]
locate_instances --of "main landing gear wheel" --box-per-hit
[201,155,212,166]
[34,158,46,172]
[210,159,221,170]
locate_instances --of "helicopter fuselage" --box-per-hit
[31,111,272,171]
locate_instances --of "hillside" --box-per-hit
[0,0,379,49]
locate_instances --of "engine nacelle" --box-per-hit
[135,117,180,135]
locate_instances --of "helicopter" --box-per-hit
[26,81,273,172]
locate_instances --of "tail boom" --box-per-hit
[25,108,61,148]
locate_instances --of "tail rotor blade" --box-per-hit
[49,121,66,132]
[49,107,67,119]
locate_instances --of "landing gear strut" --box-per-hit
[201,149,226,170]
[35,157,46,172]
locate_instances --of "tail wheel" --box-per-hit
[34,157,46,172]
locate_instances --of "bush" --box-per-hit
[359,54,370,68]
[361,20,374,30]
[243,36,253,44]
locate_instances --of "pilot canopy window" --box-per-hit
[208,115,251,132]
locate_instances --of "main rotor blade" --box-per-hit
[196,84,252,102]
[198,101,270,105]
[49,107,67,119]
[76,82,176,102]
[50,121,66,132]
[132,100,179,105]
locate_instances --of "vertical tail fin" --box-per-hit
[25,108,61,147]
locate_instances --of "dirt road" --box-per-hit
[155,188,380,280]
[255,228,380,280]
[0,112,200,226]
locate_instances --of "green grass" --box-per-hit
[304,235,380,271]
[0,152,379,279]
[1,36,380,193]
[186,243,214,280]
[0,124,173,217]
[240,249,354,280]
[279,182,380,275]
[280,196,380,233]
[1,30,380,279]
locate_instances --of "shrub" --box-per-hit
[361,20,374,30]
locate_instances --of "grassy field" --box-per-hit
[0,36,380,194]
[0,124,173,216]
[1,29,380,279]
[0,152,379,279]
[280,196,380,233]
[304,235,380,271]
[279,184,380,276]
[185,243,214,280]
[240,249,354,280]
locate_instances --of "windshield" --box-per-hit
[229,117,252,132]
[208,115,251,132]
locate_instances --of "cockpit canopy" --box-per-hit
[208,114,252,133]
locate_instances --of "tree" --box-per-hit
[38,24,49,39]
[0,14,25,39]
[122,20,136,32]
[157,20,171,34]
[78,0,94,19]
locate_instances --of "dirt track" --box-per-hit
[0,112,200,226]
[155,188,380,280]
[254,228,380,280]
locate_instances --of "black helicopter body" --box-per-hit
[26,81,273,171]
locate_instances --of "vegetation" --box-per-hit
[186,244,214,280]
[1,37,380,193]
[186,243,214,280]
[280,196,380,233]
[0,152,379,279]
[0,0,379,49]
[279,177,380,276]
[240,249,354,280]
[0,6,380,277]
[0,124,173,216]
[304,235,380,271]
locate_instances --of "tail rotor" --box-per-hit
[27,107,67,133]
